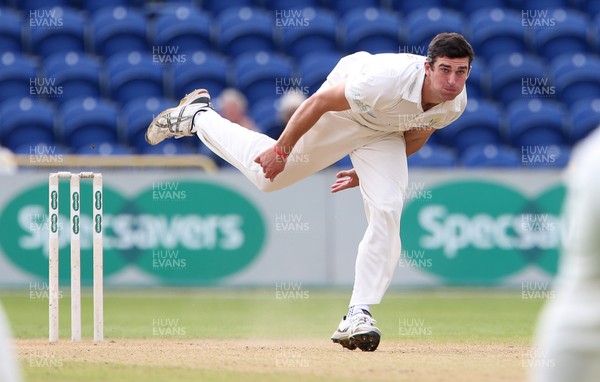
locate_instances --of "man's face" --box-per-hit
[424,56,470,101]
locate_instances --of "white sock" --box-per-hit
[348,305,370,317]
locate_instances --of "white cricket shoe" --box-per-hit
[145,89,212,145]
[331,309,381,352]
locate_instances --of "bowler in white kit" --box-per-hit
[146,32,474,351]
[530,126,600,382]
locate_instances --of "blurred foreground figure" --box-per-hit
[0,304,22,382]
[531,126,600,382]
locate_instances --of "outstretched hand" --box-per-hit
[254,146,287,182]
[331,169,359,193]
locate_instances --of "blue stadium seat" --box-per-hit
[29,7,86,59]
[446,0,509,15]
[298,51,342,95]
[436,99,503,154]
[580,0,600,16]
[153,6,212,54]
[0,97,55,150]
[466,58,484,99]
[520,145,571,169]
[92,6,148,58]
[343,8,400,54]
[405,8,466,52]
[319,0,380,16]
[172,51,229,99]
[250,98,280,136]
[264,0,319,10]
[389,0,444,15]
[141,141,198,155]
[596,14,600,54]
[13,0,69,10]
[0,8,23,53]
[461,144,520,168]
[280,7,337,60]
[106,51,165,104]
[75,142,133,155]
[407,144,457,168]
[13,142,70,155]
[43,52,101,105]
[79,0,130,15]
[470,8,527,63]
[0,52,37,102]
[121,97,174,151]
[507,0,569,10]
[533,9,590,61]
[59,97,119,150]
[233,51,294,107]
[487,53,548,105]
[202,0,255,16]
[218,7,274,57]
[569,98,600,144]
[551,53,600,107]
[506,99,568,148]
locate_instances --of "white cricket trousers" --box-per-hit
[195,108,408,306]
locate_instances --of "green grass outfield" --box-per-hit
[0,289,547,381]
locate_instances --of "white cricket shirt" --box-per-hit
[326,51,467,132]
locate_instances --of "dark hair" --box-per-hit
[426,33,475,67]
